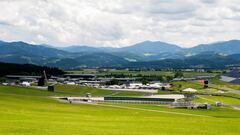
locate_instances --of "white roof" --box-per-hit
[182,88,197,92]
[130,83,143,86]
[143,94,185,100]
[220,76,236,82]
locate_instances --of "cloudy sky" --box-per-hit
[0,0,240,47]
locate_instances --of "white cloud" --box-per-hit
[0,0,239,47]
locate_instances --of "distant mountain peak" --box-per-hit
[119,40,182,54]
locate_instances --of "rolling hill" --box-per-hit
[118,41,183,54]
[0,41,128,69]
[45,53,128,69]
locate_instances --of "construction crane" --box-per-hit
[43,70,56,92]
[43,70,48,83]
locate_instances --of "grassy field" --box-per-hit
[194,95,240,104]
[170,81,204,91]
[0,85,240,135]
[169,81,220,94]
[169,80,240,93]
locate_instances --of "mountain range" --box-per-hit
[0,39,240,69]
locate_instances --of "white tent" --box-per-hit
[182,88,197,92]
[22,81,31,87]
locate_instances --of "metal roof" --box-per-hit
[6,75,41,78]
[225,69,240,78]
[64,74,96,76]
[229,79,240,85]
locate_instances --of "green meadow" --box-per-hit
[0,85,240,135]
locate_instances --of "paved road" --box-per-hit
[208,84,240,95]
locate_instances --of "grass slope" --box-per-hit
[0,85,240,135]
[54,85,145,96]
[0,85,145,97]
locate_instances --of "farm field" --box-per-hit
[67,70,218,78]
[0,85,240,135]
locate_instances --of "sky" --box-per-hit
[0,0,240,48]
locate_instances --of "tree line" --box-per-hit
[0,62,64,77]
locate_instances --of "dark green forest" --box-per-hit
[0,62,64,77]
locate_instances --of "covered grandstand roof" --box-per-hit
[182,88,197,92]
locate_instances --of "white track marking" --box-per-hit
[197,96,216,103]
[92,103,213,118]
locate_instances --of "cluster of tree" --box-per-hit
[105,79,120,85]
[0,62,64,77]
[102,73,128,78]
[0,77,6,83]
[174,71,183,78]
[101,72,175,83]
[137,75,174,83]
